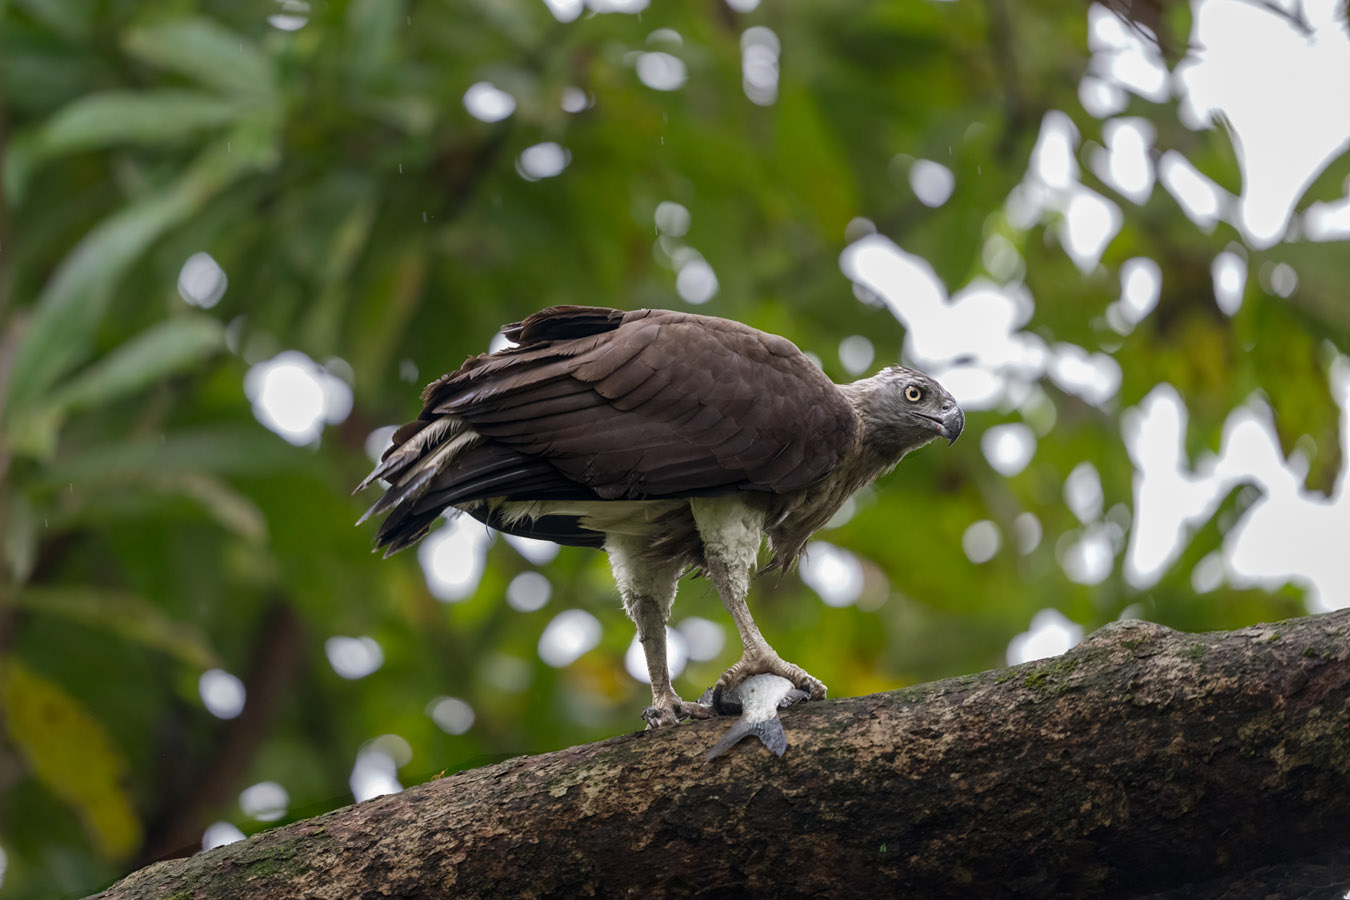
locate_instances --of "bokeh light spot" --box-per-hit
[1013,512,1043,554]
[325,635,384,680]
[625,627,687,683]
[1064,462,1104,522]
[799,541,864,607]
[636,52,687,91]
[463,82,516,122]
[199,669,246,719]
[838,335,875,376]
[538,609,603,667]
[675,256,718,304]
[506,571,552,612]
[239,781,289,822]
[677,616,726,662]
[427,696,476,735]
[982,423,1035,477]
[350,744,402,802]
[202,822,246,851]
[244,350,352,446]
[1212,250,1247,315]
[962,520,1001,564]
[655,201,691,236]
[1007,609,1084,665]
[418,515,491,602]
[503,533,560,565]
[177,252,228,308]
[910,159,955,208]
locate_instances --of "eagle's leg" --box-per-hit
[691,498,828,703]
[607,537,711,729]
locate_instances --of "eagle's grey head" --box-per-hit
[845,365,964,461]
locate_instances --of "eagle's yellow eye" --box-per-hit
[905,385,923,402]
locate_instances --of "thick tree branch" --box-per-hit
[90,609,1350,899]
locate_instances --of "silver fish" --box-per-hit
[704,674,810,761]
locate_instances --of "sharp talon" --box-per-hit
[715,655,826,706]
[642,698,712,729]
[642,706,679,729]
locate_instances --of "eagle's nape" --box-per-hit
[357,305,964,729]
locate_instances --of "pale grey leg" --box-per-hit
[691,497,827,701]
[607,536,710,728]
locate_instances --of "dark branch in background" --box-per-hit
[0,63,10,317]
[90,608,1350,900]
[1240,0,1314,36]
[137,601,307,866]
[1102,0,1315,62]
[984,0,1033,162]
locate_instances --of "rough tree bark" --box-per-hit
[90,609,1350,900]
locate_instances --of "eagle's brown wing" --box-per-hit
[360,306,859,551]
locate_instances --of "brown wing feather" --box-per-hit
[410,306,858,501]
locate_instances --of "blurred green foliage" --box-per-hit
[0,0,1344,896]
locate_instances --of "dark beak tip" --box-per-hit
[943,409,965,446]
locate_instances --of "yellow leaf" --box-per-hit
[1,657,141,858]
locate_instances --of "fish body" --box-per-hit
[705,674,809,761]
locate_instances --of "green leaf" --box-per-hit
[149,472,269,544]
[48,314,225,414]
[346,0,404,87]
[11,0,96,42]
[3,141,260,427]
[1,657,142,859]
[122,18,277,102]
[2,493,38,584]
[36,427,303,487]
[10,587,221,669]
[33,89,244,158]
[38,468,270,544]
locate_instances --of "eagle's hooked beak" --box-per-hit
[940,407,965,446]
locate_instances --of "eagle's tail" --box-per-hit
[356,414,594,556]
[355,415,483,555]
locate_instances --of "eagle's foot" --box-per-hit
[642,695,713,730]
[712,653,826,711]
